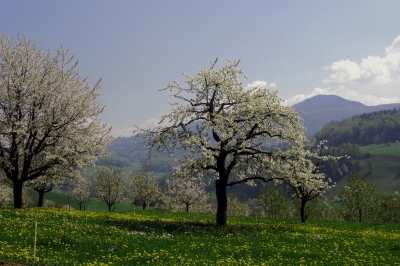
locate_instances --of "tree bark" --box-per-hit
[300,199,307,223]
[186,203,189,212]
[13,179,24,209]
[216,179,227,225]
[37,191,45,207]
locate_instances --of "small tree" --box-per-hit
[367,160,374,173]
[165,173,209,212]
[278,141,337,223]
[28,174,65,207]
[70,179,90,211]
[92,167,125,211]
[0,175,13,206]
[291,194,324,221]
[339,171,378,222]
[227,194,249,217]
[0,34,112,208]
[128,171,161,210]
[257,185,290,219]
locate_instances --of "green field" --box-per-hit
[360,142,400,156]
[327,142,400,197]
[0,207,399,265]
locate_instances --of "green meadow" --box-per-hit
[0,207,400,265]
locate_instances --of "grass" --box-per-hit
[0,207,400,265]
[327,142,400,197]
[360,142,400,157]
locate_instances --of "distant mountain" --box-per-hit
[292,95,400,138]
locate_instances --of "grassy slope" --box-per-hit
[328,142,400,198]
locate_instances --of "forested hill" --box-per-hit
[315,108,400,146]
[292,95,400,138]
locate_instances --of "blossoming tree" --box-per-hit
[276,141,337,223]
[0,34,112,208]
[128,171,161,210]
[137,58,310,225]
[165,174,208,212]
[92,167,125,211]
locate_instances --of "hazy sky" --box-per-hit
[1,1,400,136]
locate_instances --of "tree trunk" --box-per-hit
[215,179,227,226]
[13,179,24,209]
[142,201,146,210]
[300,199,307,223]
[186,203,189,212]
[37,191,45,207]
[108,203,112,211]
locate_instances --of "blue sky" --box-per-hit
[1,1,400,136]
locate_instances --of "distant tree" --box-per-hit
[0,175,13,206]
[70,179,90,211]
[92,167,126,211]
[128,171,161,210]
[376,193,400,223]
[96,156,131,168]
[227,194,249,217]
[165,174,208,212]
[339,171,379,222]
[367,160,374,173]
[0,34,112,208]
[137,58,309,225]
[256,185,290,219]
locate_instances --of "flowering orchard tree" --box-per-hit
[165,174,208,212]
[28,174,61,207]
[277,141,338,223]
[0,34,112,208]
[70,178,90,211]
[92,167,125,211]
[128,171,161,210]
[137,58,308,225]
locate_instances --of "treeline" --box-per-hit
[316,108,400,146]
[106,136,184,172]
[96,156,131,168]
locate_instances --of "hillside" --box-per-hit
[327,143,400,198]
[316,108,400,146]
[292,95,400,138]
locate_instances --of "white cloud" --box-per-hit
[287,35,400,107]
[323,35,400,86]
[284,88,327,107]
[245,80,276,90]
